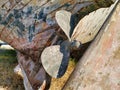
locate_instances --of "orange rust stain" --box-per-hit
[42,22,49,30]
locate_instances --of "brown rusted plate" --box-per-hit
[41,44,70,78]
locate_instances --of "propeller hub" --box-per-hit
[70,40,81,50]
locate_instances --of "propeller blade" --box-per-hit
[71,7,115,44]
[55,10,72,41]
[41,45,70,78]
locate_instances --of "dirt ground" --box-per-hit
[0,49,25,90]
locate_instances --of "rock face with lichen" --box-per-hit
[0,0,118,90]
